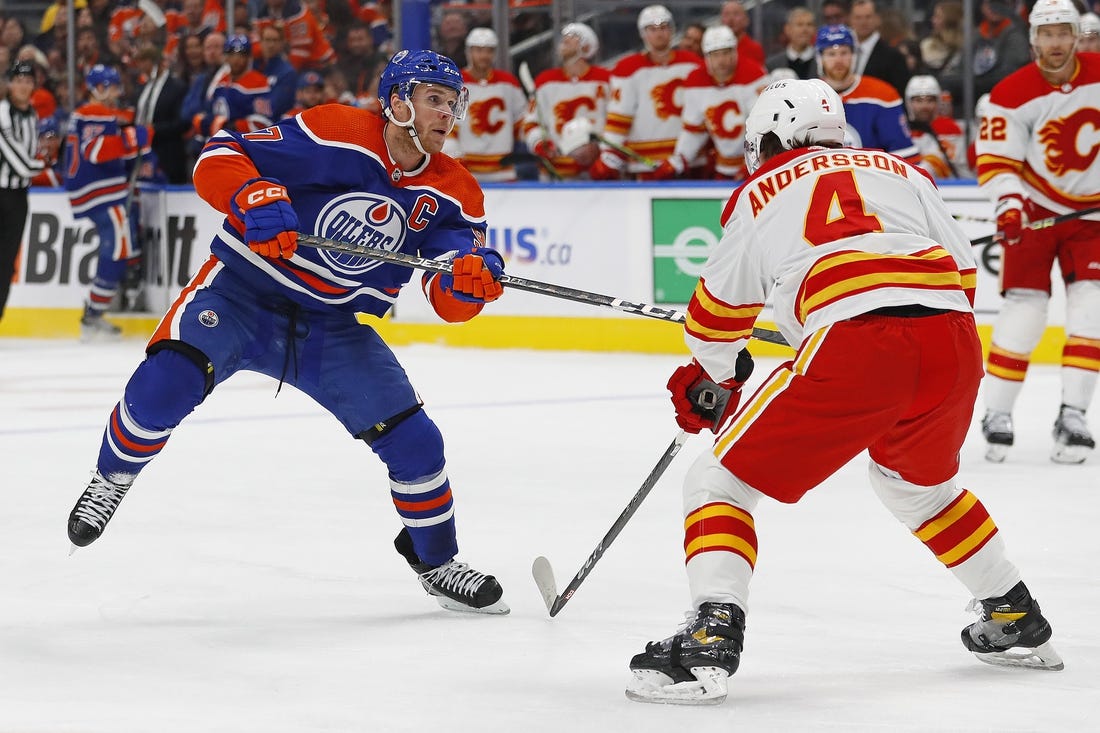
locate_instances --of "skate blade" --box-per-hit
[984,443,1010,463]
[973,640,1064,671]
[1050,443,1091,465]
[432,595,510,615]
[625,667,729,705]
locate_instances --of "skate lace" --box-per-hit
[982,411,1013,434]
[73,473,130,530]
[420,562,488,597]
[1057,407,1091,438]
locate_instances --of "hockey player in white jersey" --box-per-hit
[521,22,610,179]
[976,0,1100,464]
[589,4,702,180]
[649,25,767,181]
[625,79,1061,706]
[445,28,528,182]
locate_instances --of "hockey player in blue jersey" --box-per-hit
[66,49,511,615]
[64,64,153,339]
[190,34,275,144]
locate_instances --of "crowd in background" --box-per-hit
[0,0,1098,187]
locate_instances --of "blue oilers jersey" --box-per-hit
[839,76,918,161]
[193,104,487,316]
[63,103,149,215]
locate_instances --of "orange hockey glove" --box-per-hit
[440,246,505,303]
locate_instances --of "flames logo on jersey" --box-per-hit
[1039,109,1100,176]
[553,98,598,134]
[704,100,745,140]
[315,192,409,274]
[468,97,506,136]
[650,78,686,120]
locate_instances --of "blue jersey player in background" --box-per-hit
[66,50,511,615]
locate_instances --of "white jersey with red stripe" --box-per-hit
[447,69,528,182]
[522,66,611,178]
[685,146,976,383]
[674,61,768,178]
[604,50,703,173]
[976,53,1100,215]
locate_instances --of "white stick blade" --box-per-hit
[531,556,558,614]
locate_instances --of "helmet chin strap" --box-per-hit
[384,102,430,157]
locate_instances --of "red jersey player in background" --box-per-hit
[522,22,610,180]
[976,0,1100,464]
[650,25,767,181]
[624,79,1060,706]
[904,74,965,179]
[444,28,527,183]
[589,4,702,180]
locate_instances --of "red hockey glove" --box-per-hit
[639,155,684,181]
[667,351,754,434]
[532,139,558,160]
[994,194,1026,247]
[231,177,300,258]
[588,153,622,181]
[440,246,506,303]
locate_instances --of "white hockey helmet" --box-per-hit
[465,27,499,49]
[905,74,941,100]
[744,78,846,173]
[1080,11,1100,36]
[559,117,596,154]
[562,22,599,59]
[701,25,737,54]
[1028,0,1080,44]
[637,5,674,35]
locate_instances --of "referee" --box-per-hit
[0,60,45,323]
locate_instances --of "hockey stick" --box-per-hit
[590,132,658,169]
[532,430,690,617]
[970,205,1100,246]
[517,62,564,181]
[295,233,790,346]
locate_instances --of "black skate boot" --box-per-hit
[1051,404,1095,464]
[393,528,508,615]
[80,304,122,341]
[981,410,1014,463]
[68,471,133,547]
[625,602,745,705]
[962,581,1063,670]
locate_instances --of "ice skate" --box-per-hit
[962,581,1063,671]
[625,602,745,705]
[1051,405,1094,465]
[80,307,122,342]
[981,410,1014,463]
[68,470,133,548]
[394,529,509,615]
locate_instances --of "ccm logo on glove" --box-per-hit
[231,178,299,259]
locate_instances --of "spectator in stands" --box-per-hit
[436,11,469,71]
[336,21,384,106]
[920,1,964,76]
[766,7,817,79]
[816,24,918,162]
[820,0,850,26]
[445,27,527,183]
[679,23,705,56]
[180,30,225,167]
[2,17,27,55]
[177,0,219,42]
[255,0,334,71]
[1078,12,1100,51]
[720,1,764,65]
[848,0,909,97]
[905,74,965,178]
[176,32,207,85]
[39,0,89,35]
[940,0,1029,116]
[282,69,324,117]
[654,25,767,181]
[75,25,116,78]
[133,46,190,183]
[255,23,297,119]
[590,5,703,181]
[522,21,610,181]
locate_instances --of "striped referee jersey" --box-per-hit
[0,98,43,189]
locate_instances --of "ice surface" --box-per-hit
[1,339,1097,732]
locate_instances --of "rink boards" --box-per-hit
[0,181,1069,361]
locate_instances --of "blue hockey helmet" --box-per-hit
[224,33,252,55]
[85,64,121,89]
[378,49,468,121]
[38,116,60,137]
[815,24,856,52]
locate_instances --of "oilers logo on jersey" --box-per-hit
[316,192,410,273]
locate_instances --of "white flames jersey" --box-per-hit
[675,61,768,178]
[447,69,527,182]
[976,54,1100,214]
[604,51,703,172]
[685,146,976,382]
[522,66,611,179]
